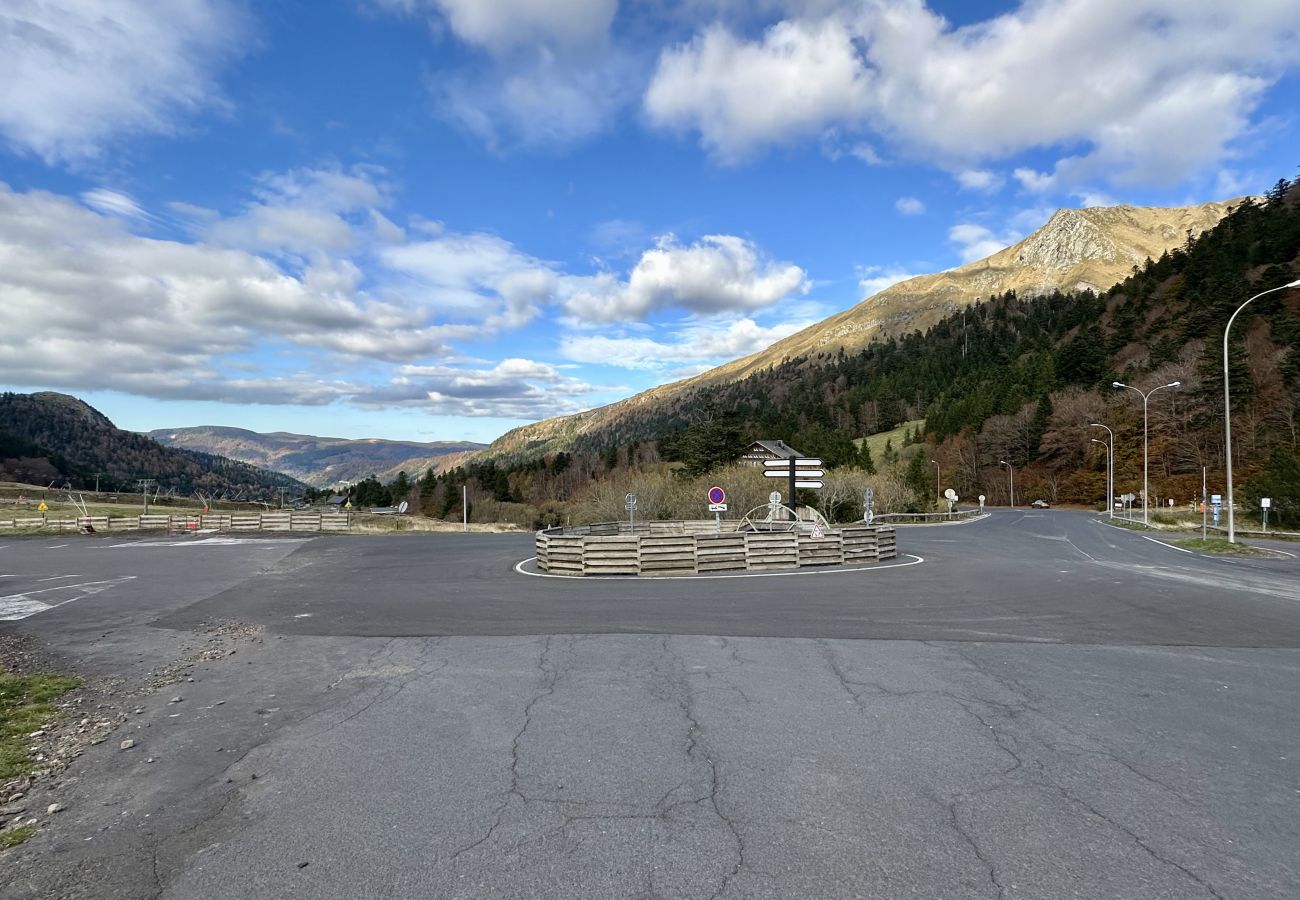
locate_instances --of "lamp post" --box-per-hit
[1113,381,1180,525]
[1089,439,1112,518]
[1090,423,1114,519]
[931,459,940,504]
[1223,279,1300,542]
[999,460,1014,508]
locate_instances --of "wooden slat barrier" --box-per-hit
[876,527,897,560]
[535,524,898,576]
[546,536,586,576]
[841,526,880,564]
[581,535,641,575]
[639,535,697,576]
[744,532,799,571]
[797,532,844,567]
[695,533,747,573]
[0,511,353,533]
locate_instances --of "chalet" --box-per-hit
[741,439,804,467]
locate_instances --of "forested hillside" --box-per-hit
[401,177,1300,528]
[0,392,308,498]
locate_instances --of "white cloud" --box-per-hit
[378,0,627,151]
[645,18,874,163]
[561,234,808,323]
[644,1,1300,184]
[1013,167,1056,192]
[857,265,924,297]
[895,196,924,215]
[376,0,616,51]
[0,0,248,164]
[948,223,1021,264]
[81,188,147,219]
[353,358,600,419]
[560,317,811,371]
[955,169,1004,192]
[205,165,393,257]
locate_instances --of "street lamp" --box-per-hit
[930,459,940,504]
[1090,439,1112,519]
[1112,381,1180,525]
[1223,279,1300,542]
[1090,422,1114,519]
[999,460,1014,508]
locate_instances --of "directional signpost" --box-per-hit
[763,457,823,514]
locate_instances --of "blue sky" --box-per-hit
[2,1,1298,443]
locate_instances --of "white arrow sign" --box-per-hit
[764,457,822,468]
[795,480,824,489]
[764,469,824,478]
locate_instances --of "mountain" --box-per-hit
[430,181,1299,522]
[149,426,486,488]
[483,198,1244,461]
[0,393,308,497]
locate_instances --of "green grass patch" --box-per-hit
[0,824,35,849]
[854,419,926,462]
[0,672,82,780]
[1105,518,1155,531]
[1172,538,1266,556]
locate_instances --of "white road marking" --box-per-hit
[1141,535,1193,554]
[514,554,926,580]
[98,537,311,549]
[0,576,137,621]
[38,574,84,582]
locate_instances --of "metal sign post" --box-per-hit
[707,486,727,532]
[1201,467,1207,541]
[1262,497,1271,533]
[625,492,637,529]
[863,487,874,523]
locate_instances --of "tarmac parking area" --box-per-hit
[2,514,1298,899]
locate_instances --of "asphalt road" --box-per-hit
[1,511,1298,899]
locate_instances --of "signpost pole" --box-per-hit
[1201,467,1207,542]
[788,461,796,521]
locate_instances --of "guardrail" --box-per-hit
[535,521,897,576]
[870,508,983,525]
[0,512,352,533]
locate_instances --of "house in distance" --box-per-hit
[741,440,805,467]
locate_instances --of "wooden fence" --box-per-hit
[0,512,352,533]
[535,522,896,576]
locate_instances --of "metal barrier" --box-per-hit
[870,509,983,525]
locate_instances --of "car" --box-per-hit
[1031,499,1050,509]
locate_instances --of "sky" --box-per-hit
[2,1,1298,444]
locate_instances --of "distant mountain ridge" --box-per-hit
[150,426,486,488]
[0,392,307,497]
[482,198,1244,460]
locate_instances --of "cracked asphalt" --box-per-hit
[1,509,1299,898]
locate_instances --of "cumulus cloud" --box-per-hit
[857,265,924,297]
[562,234,808,323]
[955,169,1004,193]
[353,358,600,418]
[895,196,924,215]
[378,0,628,151]
[645,18,873,163]
[644,0,1300,184]
[560,317,813,372]
[948,223,1022,264]
[0,0,248,163]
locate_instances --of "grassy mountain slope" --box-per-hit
[0,393,307,497]
[437,181,1298,525]
[483,199,1242,462]
[149,426,486,488]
